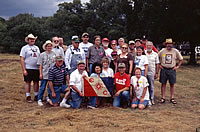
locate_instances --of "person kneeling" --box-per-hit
[113,63,130,107]
[48,56,70,108]
[131,68,149,110]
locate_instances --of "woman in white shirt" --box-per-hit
[131,67,149,109]
[101,57,114,77]
[134,46,148,76]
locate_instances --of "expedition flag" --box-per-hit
[83,77,112,97]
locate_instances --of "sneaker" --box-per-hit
[34,95,38,101]
[26,96,32,103]
[87,105,96,109]
[151,99,155,105]
[38,100,43,106]
[148,100,152,107]
[60,102,71,108]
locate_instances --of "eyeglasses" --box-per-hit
[122,47,128,49]
[54,40,59,43]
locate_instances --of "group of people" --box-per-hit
[20,32,183,110]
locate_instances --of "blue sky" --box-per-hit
[0,0,90,20]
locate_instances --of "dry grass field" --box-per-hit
[0,53,199,132]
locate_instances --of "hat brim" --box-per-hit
[25,36,37,43]
[42,42,53,50]
[163,42,175,45]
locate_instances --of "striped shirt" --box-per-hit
[48,64,67,86]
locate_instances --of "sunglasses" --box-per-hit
[122,47,128,49]
[54,40,59,42]
[111,44,116,45]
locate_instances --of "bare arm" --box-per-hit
[140,87,148,103]
[48,81,56,98]
[70,85,83,96]
[20,57,27,76]
[39,65,43,79]
[129,60,133,76]
[115,86,129,97]
[173,60,183,70]
[154,63,159,79]
[144,64,148,77]
[86,58,89,73]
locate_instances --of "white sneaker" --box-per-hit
[148,100,152,107]
[87,105,96,109]
[60,102,71,108]
[151,99,155,105]
[38,100,43,106]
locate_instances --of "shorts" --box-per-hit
[159,68,176,84]
[24,69,39,82]
[48,85,68,104]
[132,99,149,106]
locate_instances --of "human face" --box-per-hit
[141,39,147,45]
[59,38,63,45]
[82,36,89,43]
[72,41,79,49]
[146,43,153,52]
[166,43,173,50]
[118,39,124,47]
[28,38,36,45]
[94,37,101,46]
[111,43,117,50]
[121,46,128,53]
[112,54,117,60]
[46,44,53,52]
[136,48,143,56]
[129,43,135,50]
[135,41,141,47]
[135,69,141,78]
[102,41,109,48]
[95,66,101,74]
[118,67,126,74]
[53,37,59,45]
[56,59,63,67]
[102,62,109,68]
[78,64,85,74]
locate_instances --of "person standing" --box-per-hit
[52,36,64,58]
[37,40,56,106]
[102,38,113,62]
[158,38,183,104]
[58,37,68,53]
[79,32,93,56]
[145,41,159,105]
[20,33,40,102]
[86,35,106,75]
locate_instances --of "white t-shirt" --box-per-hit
[52,46,64,58]
[104,48,113,61]
[20,44,40,69]
[135,55,149,70]
[69,69,88,92]
[145,51,160,75]
[102,68,114,77]
[131,76,149,100]
[79,42,93,56]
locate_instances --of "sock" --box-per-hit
[34,92,38,96]
[61,98,67,104]
[26,93,30,97]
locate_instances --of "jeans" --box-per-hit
[38,79,48,100]
[113,91,129,107]
[147,74,155,100]
[89,64,93,76]
[69,91,82,109]
[88,96,97,107]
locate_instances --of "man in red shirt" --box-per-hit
[113,63,130,107]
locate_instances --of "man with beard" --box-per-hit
[52,36,65,58]
[102,38,113,62]
[158,38,183,104]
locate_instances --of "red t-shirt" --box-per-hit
[114,72,130,91]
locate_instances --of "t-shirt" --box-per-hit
[37,51,56,79]
[79,42,93,56]
[114,72,130,92]
[158,48,183,68]
[86,45,106,64]
[135,55,149,70]
[131,76,149,100]
[69,69,88,92]
[20,44,40,69]
[90,73,106,77]
[145,51,159,75]
[102,68,114,77]
[48,64,67,86]
[52,46,64,58]
[104,48,113,62]
[117,53,133,74]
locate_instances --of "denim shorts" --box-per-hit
[132,99,149,106]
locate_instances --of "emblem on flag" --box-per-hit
[83,77,111,97]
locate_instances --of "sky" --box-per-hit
[0,0,90,20]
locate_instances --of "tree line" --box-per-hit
[0,0,199,64]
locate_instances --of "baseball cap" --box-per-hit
[118,63,126,68]
[102,38,109,42]
[72,35,80,43]
[82,32,89,37]
[77,60,85,65]
[128,40,135,45]
[56,56,64,61]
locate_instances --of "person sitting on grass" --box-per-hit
[37,40,56,106]
[48,56,70,108]
[113,63,130,107]
[131,67,149,110]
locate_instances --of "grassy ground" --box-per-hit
[0,53,199,132]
